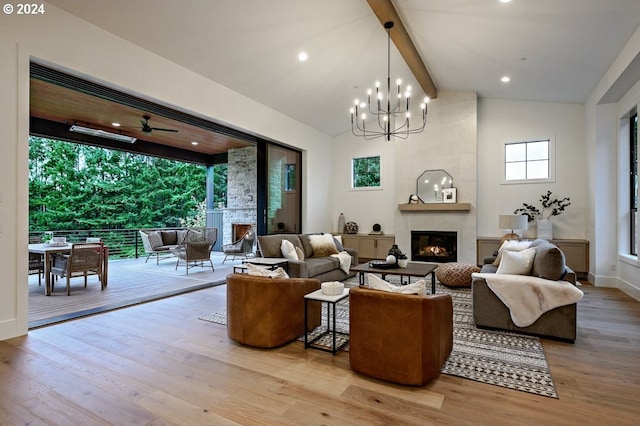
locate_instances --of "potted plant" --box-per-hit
[514,191,571,240]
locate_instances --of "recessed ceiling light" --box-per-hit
[298,52,308,62]
[111,122,121,127]
[499,0,512,3]
[191,141,198,145]
[501,76,511,83]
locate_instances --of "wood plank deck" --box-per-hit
[28,251,241,328]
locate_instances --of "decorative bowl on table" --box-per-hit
[368,261,397,270]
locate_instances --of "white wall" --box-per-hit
[330,132,396,235]
[0,4,334,340]
[477,99,587,240]
[332,90,478,264]
[586,23,640,298]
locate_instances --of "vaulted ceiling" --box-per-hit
[34,0,640,154]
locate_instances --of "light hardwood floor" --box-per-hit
[2,282,639,425]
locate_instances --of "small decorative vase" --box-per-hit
[397,257,408,268]
[537,219,553,240]
[337,213,346,234]
[345,221,359,234]
[387,244,402,258]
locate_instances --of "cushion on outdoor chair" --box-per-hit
[160,230,178,245]
[147,231,164,250]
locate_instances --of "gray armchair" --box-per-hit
[171,227,217,274]
[222,227,256,263]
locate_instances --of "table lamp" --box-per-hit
[498,214,528,245]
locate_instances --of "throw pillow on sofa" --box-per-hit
[309,234,339,257]
[496,248,536,275]
[492,240,533,266]
[281,239,298,261]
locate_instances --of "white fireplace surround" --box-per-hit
[393,91,478,265]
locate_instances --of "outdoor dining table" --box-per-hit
[28,243,109,296]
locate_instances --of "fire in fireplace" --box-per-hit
[411,231,457,263]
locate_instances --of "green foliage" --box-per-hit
[514,190,571,222]
[28,137,226,233]
[353,156,380,187]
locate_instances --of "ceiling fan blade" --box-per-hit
[151,127,179,132]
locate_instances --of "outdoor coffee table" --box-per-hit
[350,261,438,294]
[304,288,350,355]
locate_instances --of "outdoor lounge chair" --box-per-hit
[171,227,217,274]
[222,226,256,263]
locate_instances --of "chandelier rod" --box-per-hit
[350,20,429,141]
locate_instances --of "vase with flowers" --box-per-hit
[514,191,571,240]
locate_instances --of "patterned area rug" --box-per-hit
[199,278,557,398]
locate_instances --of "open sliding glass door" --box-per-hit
[263,144,301,234]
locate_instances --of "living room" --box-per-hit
[1,1,640,424]
[1,0,639,341]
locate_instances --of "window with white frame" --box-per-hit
[504,139,551,182]
[352,156,380,188]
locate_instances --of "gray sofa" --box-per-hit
[472,239,578,343]
[257,233,358,282]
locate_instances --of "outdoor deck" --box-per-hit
[28,251,242,328]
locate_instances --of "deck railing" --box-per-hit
[30,211,226,258]
[29,224,226,259]
[28,228,176,259]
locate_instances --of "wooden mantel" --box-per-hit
[398,203,471,212]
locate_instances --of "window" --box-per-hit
[284,163,296,192]
[504,139,551,182]
[631,113,638,256]
[352,156,380,188]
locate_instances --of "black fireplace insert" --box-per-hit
[411,231,457,263]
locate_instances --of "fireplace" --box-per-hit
[411,231,457,263]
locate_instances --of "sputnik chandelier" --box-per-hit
[350,21,429,141]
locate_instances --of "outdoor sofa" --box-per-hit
[139,228,189,264]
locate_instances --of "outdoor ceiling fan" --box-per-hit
[140,115,178,133]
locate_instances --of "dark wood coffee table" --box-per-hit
[351,262,438,294]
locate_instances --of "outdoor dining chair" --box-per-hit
[28,235,45,286]
[50,242,105,295]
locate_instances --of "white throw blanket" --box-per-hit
[472,273,584,327]
[331,251,352,274]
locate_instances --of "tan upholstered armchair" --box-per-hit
[349,287,453,385]
[50,242,105,296]
[171,227,217,274]
[226,273,321,348]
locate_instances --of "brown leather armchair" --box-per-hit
[226,273,322,348]
[349,287,454,386]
